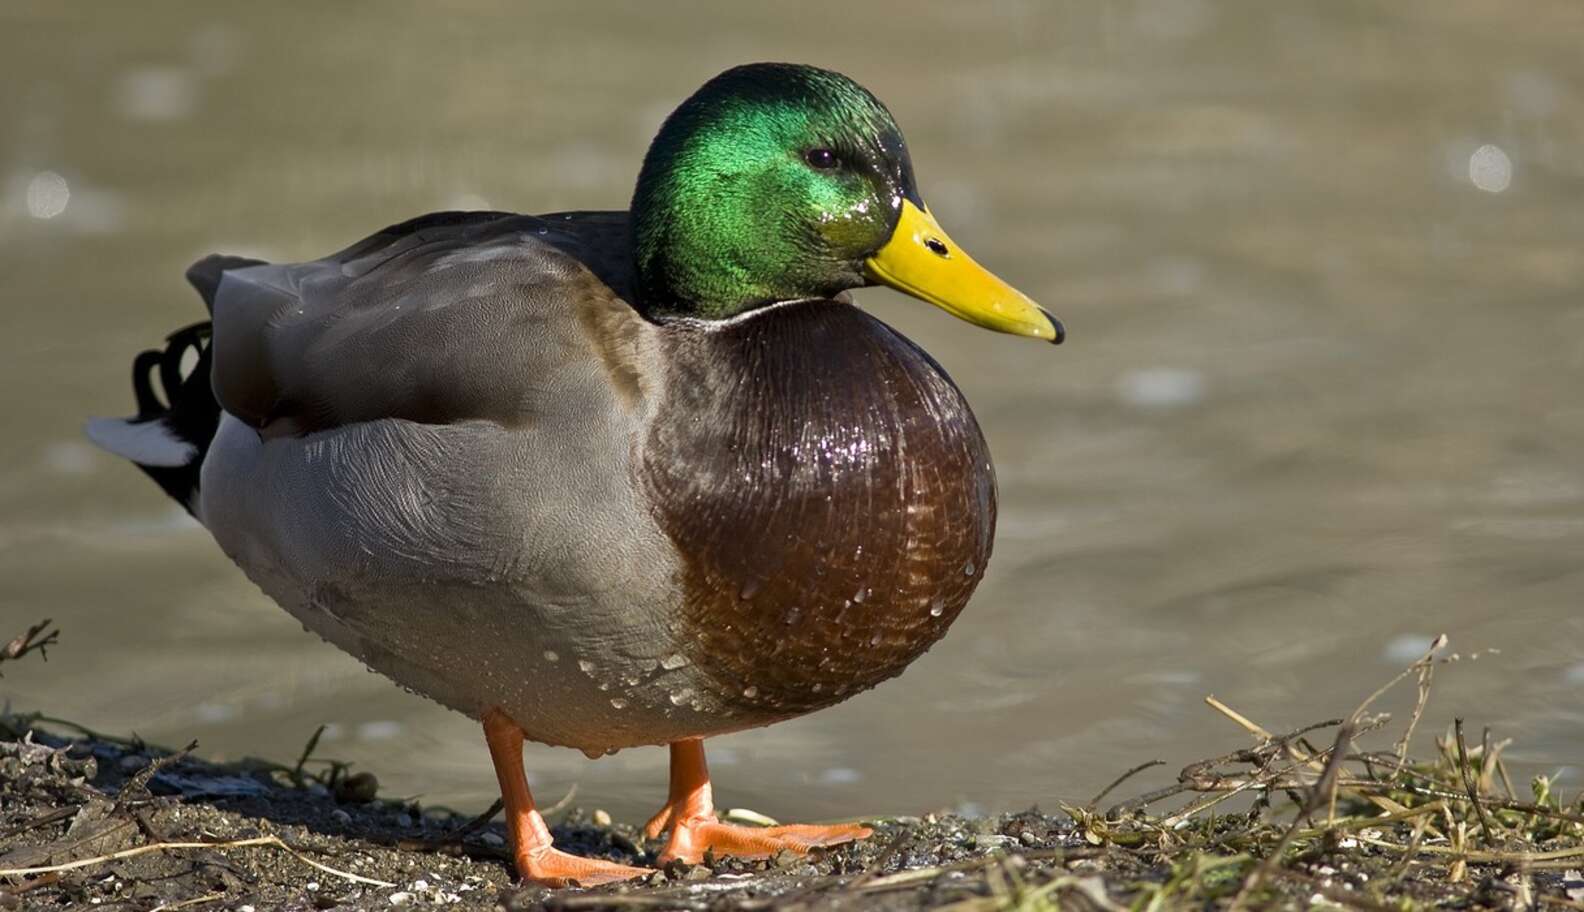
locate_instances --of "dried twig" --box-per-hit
[541,783,579,821]
[1391,637,1442,767]
[1205,695,1274,740]
[1356,634,1447,727]
[1353,833,1584,865]
[0,834,394,887]
[1107,717,1346,817]
[150,893,227,912]
[0,619,58,676]
[115,740,198,811]
[452,797,506,839]
[1453,718,1496,845]
[1088,759,1164,810]
[0,805,77,842]
[290,723,326,786]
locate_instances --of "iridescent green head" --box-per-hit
[632,63,918,318]
[631,63,1064,343]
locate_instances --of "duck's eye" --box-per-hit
[803,148,839,170]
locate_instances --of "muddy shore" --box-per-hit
[3,625,1582,910]
[1,720,1092,910]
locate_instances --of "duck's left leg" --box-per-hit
[483,708,650,886]
[643,739,872,865]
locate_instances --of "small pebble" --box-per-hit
[119,755,146,771]
[592,809,612,827]
[388,892,412,906]
[336,771,379,803]
[481,831,504,847]
[723,807,778,827]
[396,812,415,828]
[331,808,353,825]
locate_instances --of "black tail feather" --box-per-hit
[127,322,221,513]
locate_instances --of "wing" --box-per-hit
[207,211,659,435]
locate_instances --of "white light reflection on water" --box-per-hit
[25,170,70,219]
[1468,144,1512,193]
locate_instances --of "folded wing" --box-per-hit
[208,211,652,435]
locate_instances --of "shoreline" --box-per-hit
[3,624,1582,910]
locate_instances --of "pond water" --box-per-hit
[2,1,1581,823]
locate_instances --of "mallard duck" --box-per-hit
[86,63,1062,886]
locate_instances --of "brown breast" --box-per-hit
[641,300,996,723]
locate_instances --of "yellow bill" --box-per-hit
[865,200,1063,344]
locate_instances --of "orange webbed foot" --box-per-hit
[657,816,872,865]
[515,845,650,888]
[644,739,872,865]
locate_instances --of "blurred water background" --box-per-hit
[2,1,1582,822]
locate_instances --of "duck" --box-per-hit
[85,62,1063,886]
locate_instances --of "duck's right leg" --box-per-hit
[482,708,649,887]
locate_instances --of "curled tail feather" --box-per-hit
[84,254,265,514]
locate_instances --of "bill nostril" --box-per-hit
[923,237,949,257]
